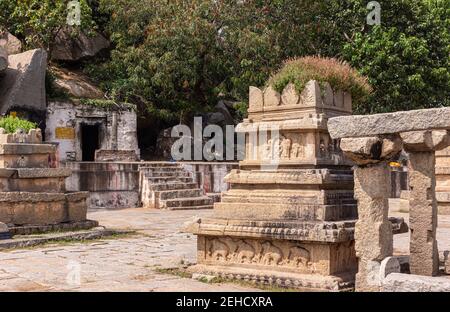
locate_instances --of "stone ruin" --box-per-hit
[0,128,95,239]
[328,107,450,291]
[187,80,359,291]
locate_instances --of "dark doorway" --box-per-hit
[81,124,100,161]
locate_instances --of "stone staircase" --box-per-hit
[140,163,213,210]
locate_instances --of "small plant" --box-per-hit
[268,56,372,106]
[0,116,37,134]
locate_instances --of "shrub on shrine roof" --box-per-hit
[268,56,372,106]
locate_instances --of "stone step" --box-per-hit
[144,171,191,178]
[140,163,181,168]
[161,196,213,209]
[158,189,203,200]
[146,176,193,184]
[140,167,185,173]
[167,204,214,211]
[148,182,198,191]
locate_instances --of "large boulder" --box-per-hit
[0,31,22,54]
[51,66,104,99]
[0,49,47,114]
[51,28,110,61]
[0,46,7,73]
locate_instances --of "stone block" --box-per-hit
[0,128,42,144]
[0,49,47,114]
[328,107,450,139]
[382,273,450,292]
[95,149,138,161]
[0,31,22,54]
[0,222,11,240]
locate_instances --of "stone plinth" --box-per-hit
[0,128,92,233]
[187,80,358,291]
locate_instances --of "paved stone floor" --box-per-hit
[0,208,449,292]
[0,208,260,292]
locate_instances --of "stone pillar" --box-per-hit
[111,111,119,150]
[354,163,393,291]
[340,136,401,291]
[401,130,446,276]
[407,152,439,276]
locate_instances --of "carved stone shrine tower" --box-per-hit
[187,80,358,291]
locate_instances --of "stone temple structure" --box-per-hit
[187,81,359,291]
[328,107,450,291]
[0,128,94,238]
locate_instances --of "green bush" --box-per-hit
[0,116,38,134]
[268,56,372,106]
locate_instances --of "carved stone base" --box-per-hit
[188,264,355,292]
[193,234,357,291]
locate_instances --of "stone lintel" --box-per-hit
[328,107,450,139]
[401,130,449,152]
[186,218,355,243]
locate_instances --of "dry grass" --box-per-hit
[268,56,372,105]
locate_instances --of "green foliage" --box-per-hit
[342,0,450,114]
[0,0,95,53]
[268,56,372,106]
[0,116,37,134]
[87,0,449,121]
[87,0,336,122]
[2,0,448,120]
[79,98,135,111]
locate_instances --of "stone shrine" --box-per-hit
[0,127,94,238]
[187,81,358,291]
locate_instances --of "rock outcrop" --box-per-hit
[0,31,22,55]
[0,46,7,73]
[51,66,104,99]
[51,28,109,61]
[0,49,47,114]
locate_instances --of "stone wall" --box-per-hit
[66,162,140,209]
[66,161,237,209]
[181,162,237,195]
[46,101,139,162]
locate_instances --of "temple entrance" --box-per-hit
[81,124,100,161]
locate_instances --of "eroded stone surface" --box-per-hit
[408,152,439,276]
[354,163,393,292]
[328,107,450,139]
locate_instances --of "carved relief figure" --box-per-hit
[261,241,283,266]
[280,137,292,159]
[262,139,272,160]
[236,240,256,264]
[287,246,311,268]
[208,238,230,261]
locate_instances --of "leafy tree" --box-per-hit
[0,0,96,56]
[342,0,450,114]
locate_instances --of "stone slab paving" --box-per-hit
[0,208,260,292]
[0,208,449,291]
